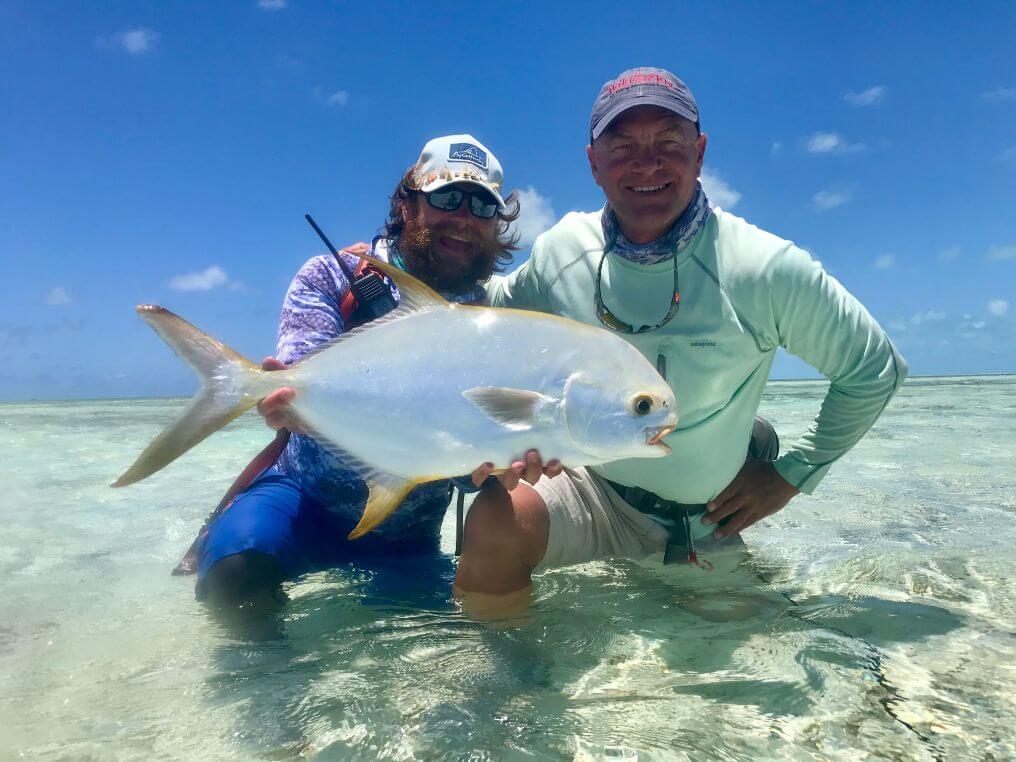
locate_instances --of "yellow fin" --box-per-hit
[349,250,449,312]
[112,305,274,487]
[279,413,433,540]
[347,477,420,539]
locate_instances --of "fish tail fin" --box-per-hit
[112,305,278,487]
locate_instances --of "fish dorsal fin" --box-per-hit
[296,250,450,363]
[462,387,558,431]
[355,250,449,313]
[285,410,427,539]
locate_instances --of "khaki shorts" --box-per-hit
[531,466,746,573]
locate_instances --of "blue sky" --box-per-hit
[2,1,1014,401]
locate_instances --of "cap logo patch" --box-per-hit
[448,143,488,170]
[608,72,676,97]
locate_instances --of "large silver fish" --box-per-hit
[113,253,678,538]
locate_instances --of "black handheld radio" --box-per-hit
[304,214,398,321]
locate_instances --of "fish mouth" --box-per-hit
[644,424,675,453]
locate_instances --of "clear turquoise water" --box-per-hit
[1,377,1014,759]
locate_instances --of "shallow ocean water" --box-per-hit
[1,376,1014,760]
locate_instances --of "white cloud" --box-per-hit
[699,168,741,210]
[813,189,852,210]
[45,287,71,306]
[806,133,840,153]
[873,253,896,270]
[1000,147,1016,164]
[910,309,945,325]
[938,246,960,262]
[770,142,782,158]
[169,266,229,291]
[988,299,1010,317]
[510,186,557,249]
[987,245,1016,261]
[326,90,350,107]
[805,132,866,154]
[845,85,888,106]
[120,27,158,55]
[981,86,1016,103]
[257,0,287,9]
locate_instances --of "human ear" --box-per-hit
[695,132,708,171]
[586,143,602,186]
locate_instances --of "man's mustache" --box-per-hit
[430,224,485,248]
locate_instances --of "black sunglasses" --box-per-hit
[413,187,500,219]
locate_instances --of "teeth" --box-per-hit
[645,424,675,447]
[446,234,469,243]
[632,184,666,192]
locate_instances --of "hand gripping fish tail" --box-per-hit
[111,305,288,488]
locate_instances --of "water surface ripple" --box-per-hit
[1,377,1014,758]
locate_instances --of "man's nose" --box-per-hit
[446,201,473,224]
[631,144,663,171]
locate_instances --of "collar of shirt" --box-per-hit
[601,182,711,265]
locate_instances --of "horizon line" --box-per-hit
[2,371,1014,406]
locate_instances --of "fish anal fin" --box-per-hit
[463,387,557,431]
[285,413,430,539]
[347,477,420,540]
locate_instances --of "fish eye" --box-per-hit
[632,394,653,416]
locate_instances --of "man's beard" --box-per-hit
[397,214,503,295]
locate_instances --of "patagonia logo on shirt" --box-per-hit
[690,340,716,348]
[448,143,488,170]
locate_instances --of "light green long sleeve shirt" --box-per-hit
[489,209,907,503]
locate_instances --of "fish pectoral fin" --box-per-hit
[462,386,558,431]
[348,475,419,540]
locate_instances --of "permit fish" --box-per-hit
[113,252,678,538]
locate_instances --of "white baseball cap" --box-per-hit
[410,134,507,212]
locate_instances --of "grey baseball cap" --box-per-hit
[589,67,699,141]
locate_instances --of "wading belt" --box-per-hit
[604,479,709,565]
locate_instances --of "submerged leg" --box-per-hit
[202,550,288,614]
[192,468,314,624]
[454,479,549,602]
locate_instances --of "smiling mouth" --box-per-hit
[627,182,672,194]
[644,424,675,452]
[439,233,473,251]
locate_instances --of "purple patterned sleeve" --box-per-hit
[276,253,361,364]
[272,248,453,541]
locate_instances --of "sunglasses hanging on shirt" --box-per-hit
[594,250,681,334]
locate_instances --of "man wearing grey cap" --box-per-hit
[185,134,552,613]
[455,68,907,598]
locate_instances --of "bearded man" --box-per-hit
[188,134,547,610]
